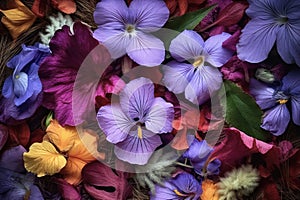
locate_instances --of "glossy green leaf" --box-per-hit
[224,80,268,141]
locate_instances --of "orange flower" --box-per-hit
[201,179,219,200]
[23,120,105,185]
[0,0,36,39]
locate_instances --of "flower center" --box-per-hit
[126,24,136,34]
[278,15,288,25]
[173,189,189,197]
[137,124,143,139]
[193,56,204,68]
[277,99,288,104]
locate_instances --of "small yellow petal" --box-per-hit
[45,120,79,152]
[201,179,219,200]
[23,141,67,177]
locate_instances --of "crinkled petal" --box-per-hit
[204,32,234,67]
[93,0,128,29]
[237,19,278,63]
[23,141,67,177]
[245,0,279,20]
[129,0,169,32]
[162,61,193,94]
[114,129,162,165]
[93,28,128,59]
[127,31,165,67]
[145,97,174,133]
[261,105,290,136]
[97,104,133,144]
[169,30,205,62]
[185,66,223,105]
[120,77,155,121]
[249,79,277,110]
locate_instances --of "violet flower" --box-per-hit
[93,0,169,67]
[150,172,202,200]
[0,145,44,200]
[250,69,300,136]
[162,30,234,104]
[182,136,221,176]
[97,77,174,165]
[0,43,50,122]
[237,0,300,66]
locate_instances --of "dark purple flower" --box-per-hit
[0,145,44,200]
[250,69,300,136]
[0,43,50,122]
[150,172,202,200]
[39,22,111,126]
[237,0,300,66]
[93,0,169,66]
[97,77,174,165]
[182,136,221,176]
[162,30,234,104]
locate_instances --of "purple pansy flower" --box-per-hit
[150,172,202,200]
[182,136,221,176]
[97,77,174,165]
[250,69,300,136]
[0,43,50,122]
[93,0,169,67]
[237,0,300,66]
[0,145,44,200]
[162,30,234,104]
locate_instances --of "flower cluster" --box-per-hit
[0,0,300,199]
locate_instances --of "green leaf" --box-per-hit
[224,80,268,141]
[164,5,216,32]
[45,111,53,128]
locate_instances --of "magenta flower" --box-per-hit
[237,0,300,66]
[250,69,300,136]
[97,77,174,165]
[162,30,234,104]
[150,172,202,200]
[93,0,169,67]
[39,22,111,126]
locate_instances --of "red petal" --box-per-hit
[0,124,9,150]
[52,0,76,14]
[178,0,188,16]
[82,161,132,200]
[7,123,30,147]
[55,178,81,200]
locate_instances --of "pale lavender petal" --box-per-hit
[145,97,174,134]
[127,31,165,66]
[185,66,223,105]
[237,19,278,63]
[129,0,169,32]
[249,79,277,110]
[246,0,279,20]
[169,30,205,62]
[114,129,162,165]
[162,61,194,94]
[93,29,128,59]
[93,0,128,29]
[2,76,13,98]
[120,77,155,121]
[13,72,29,101]
[97,104,133,144]
[204,32,234,67]
[261,104,290,136]
[291,96,300,126]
